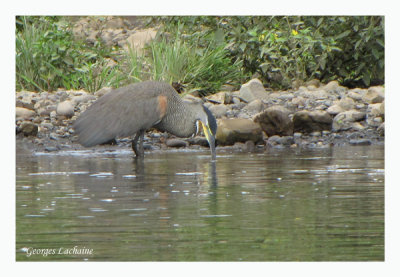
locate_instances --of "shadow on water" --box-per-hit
[16,145,384,261]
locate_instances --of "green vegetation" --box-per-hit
[16,16,125,92]
[16,16,384,94]
[127,30,244,95]
[155,16,384,89]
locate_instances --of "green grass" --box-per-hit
[16,16,244,94]
[16,16,126,92]
[127,33,243,95]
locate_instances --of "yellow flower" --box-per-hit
[274,33,278,39]
[292,29,298,36]
[258,34,265,42]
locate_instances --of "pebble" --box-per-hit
[349,139,372,146]
[15,79,384,150]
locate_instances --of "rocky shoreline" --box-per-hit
[16,78,384,155]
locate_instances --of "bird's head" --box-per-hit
[195,105,217,160]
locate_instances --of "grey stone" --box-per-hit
[239,78,269,102]
[323,80,347,96]
[377,123,384,136]
[348,90,363,101]
[298,89,330,100]
[367,103,384,117]
[310,131,321,137]
[362,86,384,103]
[332,110,366,131]
[338,97,355,111]
[56,101,75,117]
[349,139,372,146]
[216,118,263,145]
[253,105,293,136]
[350,122,366,131]
[16,99,35,110]
[16,107,36,120]
[209,104,228,118]
[293,110,332,133]
[323,80,340,92]
[245,99,264,114]
[206,91,232,104]
[293,132,302,138]
[291,96,306,107]
[188,137,209,147]
[305,79,321,88]
[166,139,188,148]
[19,122,38,136]
[244,140,256,152]
[71,94,96,105]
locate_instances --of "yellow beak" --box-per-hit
[199,121,216,160]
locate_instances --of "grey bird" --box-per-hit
[73,81,217,159]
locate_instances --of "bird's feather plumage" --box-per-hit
[74,81,173,147]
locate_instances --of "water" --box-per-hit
[16,145,384,261]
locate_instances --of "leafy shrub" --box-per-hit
[16,16,125,92]
[152,16,384,89]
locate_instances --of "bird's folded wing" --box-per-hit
[74,87,163,147]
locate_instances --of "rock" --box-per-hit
[16,107,36,119]
[323,80,340,92]
[245,99,264,114]
[216,118,263,145]
[349,139,372,146]
[267,135,294,146]
[206,91,232,104]
[291,96,306,107]
[332,110,366,131]
[232,96,241,105]
[348,90,364,101]
[351,122,366,131]
[293,132,302,139]
[367,103,384,117]
[305,79,321,88]
[377,123,384,136]
[253,106,293,136]
[298,89,330,100]
[56,101,75,117]
[209,104,228,118]
[244,140,256,152]
[310,131,321,137]
[19,122,38,136]
[37,106,56,117]
[293,110,332,133]
[326,104,344,115]
[338,97,355,111]
[362,86,384,103]
[16,99,35,110]
[188,137,209,147]
[166,139,189,148]
[126,28,157,51]
[71,94,96,105]
[307,85,318,91]
[239,78,269,102]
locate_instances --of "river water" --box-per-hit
[16,144,384,261]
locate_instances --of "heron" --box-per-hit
[73,81,217,159]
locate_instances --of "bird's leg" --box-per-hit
[132,133,140,157]
[138,130,145,156]
[132,130,145,157]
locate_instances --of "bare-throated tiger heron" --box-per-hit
[73,81,217,159]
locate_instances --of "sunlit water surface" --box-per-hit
[16,145,384,261]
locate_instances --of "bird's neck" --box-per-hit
[155,98,197,138]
